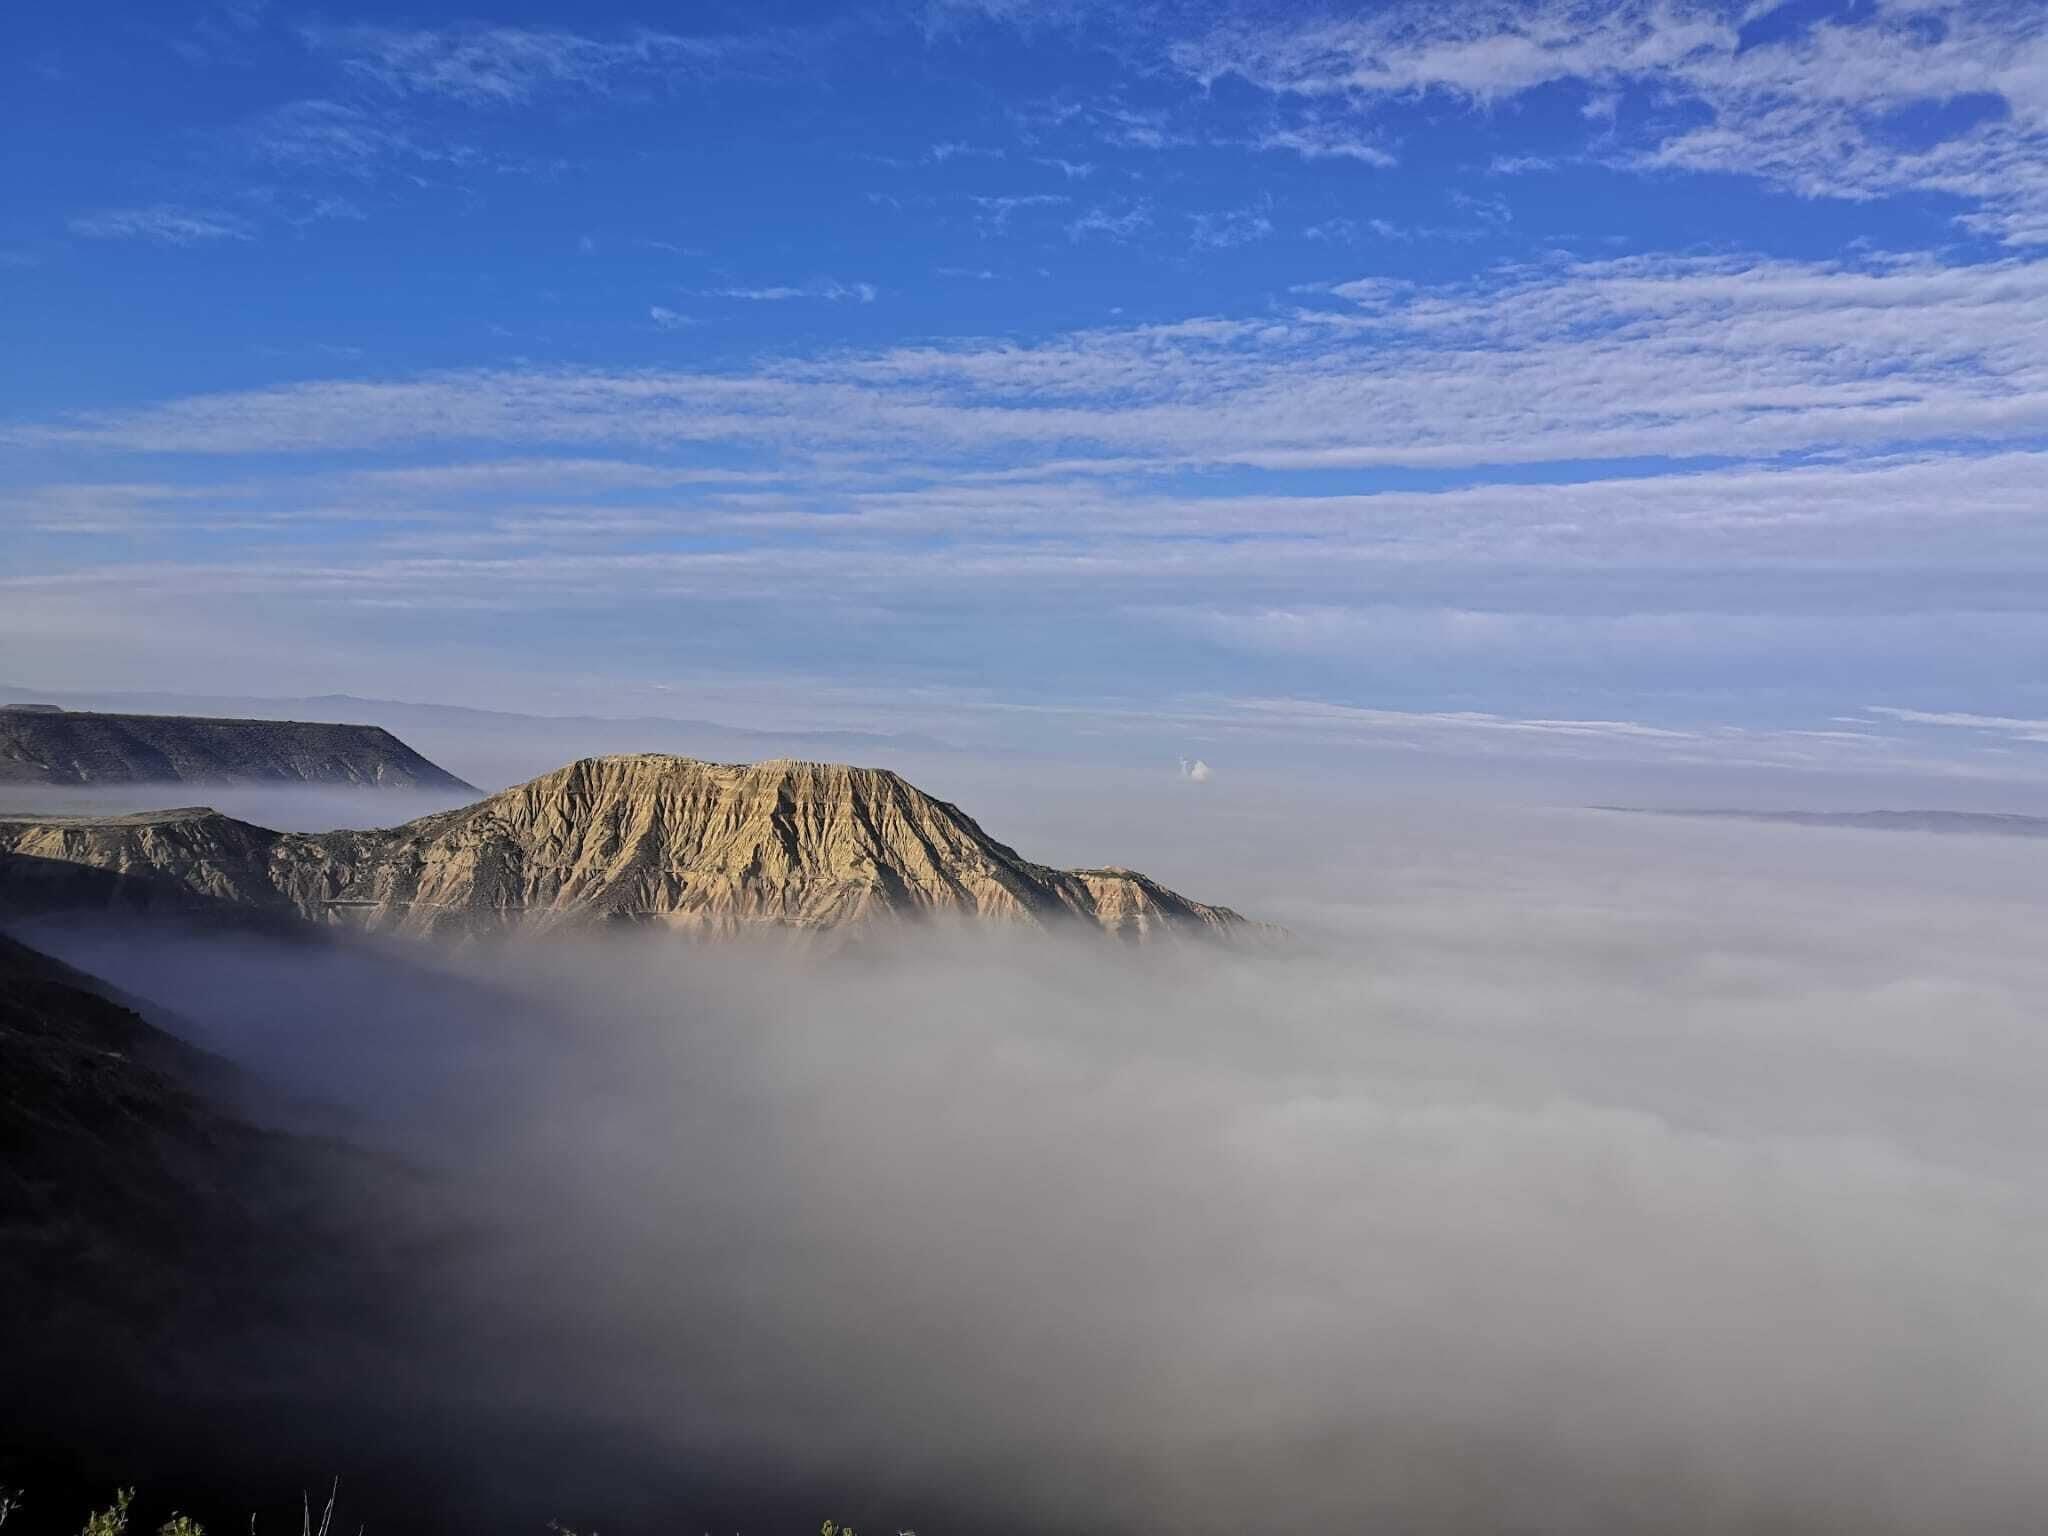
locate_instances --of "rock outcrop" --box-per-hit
[0,755,1263,944]
[0,706,475,791]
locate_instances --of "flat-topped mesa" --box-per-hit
[451,756,1061,924]
[0,754,1264,944]
[0,707,475,791]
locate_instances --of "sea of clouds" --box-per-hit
[21,781,2048,1535]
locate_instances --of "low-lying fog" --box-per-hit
[20,778,2048,1534]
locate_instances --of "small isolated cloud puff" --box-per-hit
[1179,755,1213,782]
[648,305,693,330]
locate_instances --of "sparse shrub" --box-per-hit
[7,1483,914,1536]
[78,1490,133,1536]
[39,1484,338,1536]
[71,1490,205,1536]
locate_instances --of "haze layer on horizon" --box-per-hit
[7,0,2048,787]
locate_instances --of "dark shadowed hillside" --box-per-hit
[0,931,287,1325]
[0,707,474,791]
[0,929,442,1536]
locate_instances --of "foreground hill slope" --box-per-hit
[0,931,269,1317]
[0,705,475,791]
[0,755,1263,943]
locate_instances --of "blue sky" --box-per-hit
[6,0,2048,780]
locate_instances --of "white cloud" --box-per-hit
[243,98,472,177]
[20,253,2048,480]
[648,305,694,330]
[695,280,877,303]
[971,192,1068,232]
[300,196,367,225]
[1189,204,1274,249]
[68,205,255,245]
[1358,215,1491,242]
[1034,156,1097,179]
[1093,104,1183,150]
[346,459,782,494]
[929,140,1006,162]
[1449,189,1512,225]
[1171,0,2048,244]
[1865,706,2048,745]
[301,22,768,106]
[1256,123,1396,165]
[13,448,2048,623]
[1067,201,1152,241]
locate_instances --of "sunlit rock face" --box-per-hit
[0,755,1267,944]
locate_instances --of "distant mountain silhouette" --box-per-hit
[0,706,474,791]
[1600,806,2048,838]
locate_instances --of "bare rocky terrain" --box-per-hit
[0,705,475,791]
[0,753,1264,943]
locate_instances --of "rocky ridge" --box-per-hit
[0,754,1264,943]
[0,706,475,790]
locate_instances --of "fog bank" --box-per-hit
[21,802,2048,1534]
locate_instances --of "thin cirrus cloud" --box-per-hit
[11,450,2048,608]
[243,98,473,176]
[11,235,2046,768]
[18,252,2048,469]
[692,280,878,303]
[1188,204,1274,249]
[971,193,1069,232]
[1169,0,2048,243]
[1066,201,1152,242]
[1033,156,1097,179]
[299,22,775,105]
[929,140,1007,162]
[17,0,2048,765]
[1866,707,2048,743]
[241,5,2048,247]
[68,205,255,245]
[237,20,813,190]
[10,446,2048,772]
[1255,123,1397,166]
